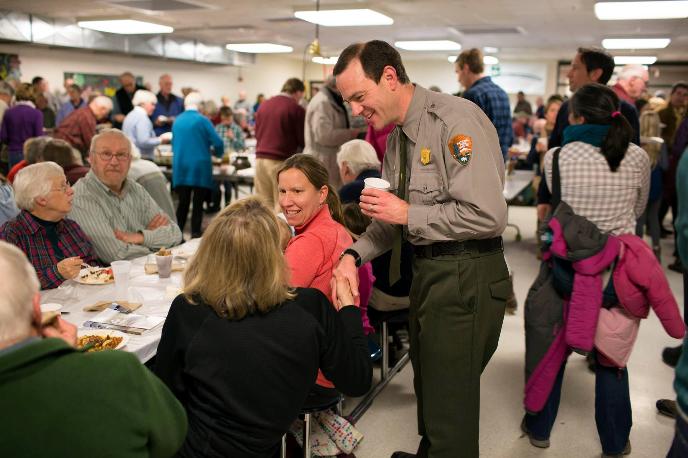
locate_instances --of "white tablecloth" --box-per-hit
[40,239,201,363]
[503,170,535,201]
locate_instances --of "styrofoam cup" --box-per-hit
[363,177,391,191]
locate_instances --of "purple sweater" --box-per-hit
[0,103,43,157]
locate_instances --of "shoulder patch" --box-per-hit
[448,135,472,166]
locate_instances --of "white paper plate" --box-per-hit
[77,329,129,351]
[74,268,114,285]
[40,303,63,313]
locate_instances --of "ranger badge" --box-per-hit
[420,147,431,165]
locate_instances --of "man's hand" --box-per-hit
[159,136,171,145]
[114,230,145,245]
[42,317,78,347]
[147,213,169,230]
[332,275,356,310]
[225,129,235,140]
[332,254,359,306]
[113,114,125,123]
[359,188,409,225]
[56,257,82,280]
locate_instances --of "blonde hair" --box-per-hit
[183,197,295,320]
[0,241,39,342]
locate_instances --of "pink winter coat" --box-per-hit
[525,229,684,413]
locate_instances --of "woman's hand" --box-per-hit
[333,275,356,310]
[57,257,82,279]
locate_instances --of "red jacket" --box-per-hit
[254,94,305,161]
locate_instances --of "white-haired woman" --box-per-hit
[171,92,224,238]
[122,89,169,160]
[336,139,382,204]
[0,162,97,289]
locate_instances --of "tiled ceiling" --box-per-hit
[1,0,687,61]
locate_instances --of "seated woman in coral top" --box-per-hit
[277,154,354,399]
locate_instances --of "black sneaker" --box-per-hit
[391,452,416,458]
[657,399,678,418]
[663,345,682,368]
[668,259,684,273]
[520,417,550,448]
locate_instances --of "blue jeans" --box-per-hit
[525,355,632,455]
[667,411,688,457]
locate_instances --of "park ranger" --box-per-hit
[332,40,512,458]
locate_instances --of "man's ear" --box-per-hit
[589,68,603,83]
[381,65,399,89]
[31,292,42,333]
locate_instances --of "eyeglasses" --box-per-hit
[50,183,71,193]
[97,151,130,162]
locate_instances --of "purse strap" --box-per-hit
[550,147,562,209]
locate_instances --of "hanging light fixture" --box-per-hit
[308,0,323,57]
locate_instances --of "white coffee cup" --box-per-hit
[363,177,391,191]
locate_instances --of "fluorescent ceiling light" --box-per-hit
[447,55,499,64]
[312,56,339,65]
[226,43,293,53]
[294,9,393,26]
[614,55,657,65]
[483,46,499,53]
[78,19,173,34]
[602,38,670,49]
[396,40,461,51]
[595,1,688,20]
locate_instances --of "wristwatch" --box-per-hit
[340,248,362,267]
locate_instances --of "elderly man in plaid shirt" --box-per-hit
[455,48,514,161]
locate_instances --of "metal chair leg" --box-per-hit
[280,434,286,458]
[381,320,389,380]
[303,413,311,458]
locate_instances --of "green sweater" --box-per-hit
[0,338,187,458]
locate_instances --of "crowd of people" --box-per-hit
[0,38,687,458]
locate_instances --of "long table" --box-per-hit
[39,239,201,362]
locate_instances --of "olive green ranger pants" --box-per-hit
[409,244,512,458]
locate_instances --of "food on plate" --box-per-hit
[77,334,124,352]
[79,267,114,284]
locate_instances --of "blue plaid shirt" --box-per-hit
[463,76,513,160]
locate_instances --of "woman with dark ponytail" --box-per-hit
[529,83,650,456]
[543,83,650,235]
[276,153,356,395]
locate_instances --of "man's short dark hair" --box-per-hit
[333,40,410,84]
[577,47,615,85]
[31,76,44,86]
[455,48,484,75]
[671,81,688,94]
[281,78,305,94]
[68,84,82,93]
[219,106,233,118]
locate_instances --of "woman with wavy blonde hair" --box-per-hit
[154,196,371,458]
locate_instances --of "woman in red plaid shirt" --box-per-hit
[0,162,97,289]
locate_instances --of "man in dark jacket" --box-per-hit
[111,71,146,129]
[536,48,641,220]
